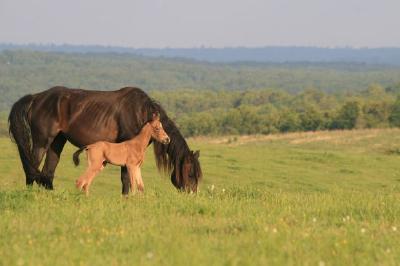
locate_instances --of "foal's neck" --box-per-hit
[126,123,152,152]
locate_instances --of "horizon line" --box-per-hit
[1,42,400,50]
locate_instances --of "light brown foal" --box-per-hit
[73,113,170,195]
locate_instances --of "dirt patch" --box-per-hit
[189,128,400,146]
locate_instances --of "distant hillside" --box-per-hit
[2,50,400,110]
[1,44,400,65]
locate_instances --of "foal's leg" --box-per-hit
[82,166,103,196]
[136,167,145,192]
[75,152,104,195]
[76,167,92,192]
[76,165,103,195]
[126,165,138,194]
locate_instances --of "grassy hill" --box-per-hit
[1,128,399,265]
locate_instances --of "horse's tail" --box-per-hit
[73,147,86,166]
[8,94,40,184]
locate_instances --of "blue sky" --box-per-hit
[0,0,399,48]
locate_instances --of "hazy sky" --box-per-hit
[0,0,399,48]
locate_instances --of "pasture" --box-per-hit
[1,128,400,265]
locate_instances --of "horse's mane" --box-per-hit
[118,87,202,185]
[139,96,163,131]
[152,102,202,183]
[118,88,163,137]
[152,103,188,172]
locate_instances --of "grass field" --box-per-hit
[1,128,400,265]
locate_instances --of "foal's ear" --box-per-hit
[193,150,200,159]
[152,112,160,120]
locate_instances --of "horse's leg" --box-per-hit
[126,165,137,194]
[136,167,145,192]
[40,133,67,190]
[120,166,131,195]
[30,134,54,186]
[30,142,47,186]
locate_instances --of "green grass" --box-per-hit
[1,129,400,265]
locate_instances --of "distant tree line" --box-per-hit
[151,84,400,136]
[1,84,400,137]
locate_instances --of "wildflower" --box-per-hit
[392,226,397,232]
[210,184,215,191]
[222,188,226,193]
[360,228,366,233]
[319,261,325,266]
[312,217,317,223]
[17,258,24,266]
[146,252,154,259]
[272,228,278,233]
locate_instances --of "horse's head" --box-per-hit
[149,113,170,145]
[171,150,202,192]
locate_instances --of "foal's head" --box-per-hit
[149,113,170,145]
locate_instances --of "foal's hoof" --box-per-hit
[75,179,85,190]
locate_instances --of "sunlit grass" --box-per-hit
[1,128,400,265]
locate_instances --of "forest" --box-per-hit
[1,50,400,137]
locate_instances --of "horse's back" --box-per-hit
[27,86,154,146]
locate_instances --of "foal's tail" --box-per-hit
[73,147,86,166]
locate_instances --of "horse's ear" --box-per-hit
[193,150,200,159]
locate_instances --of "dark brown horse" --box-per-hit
[8,86,202,194]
